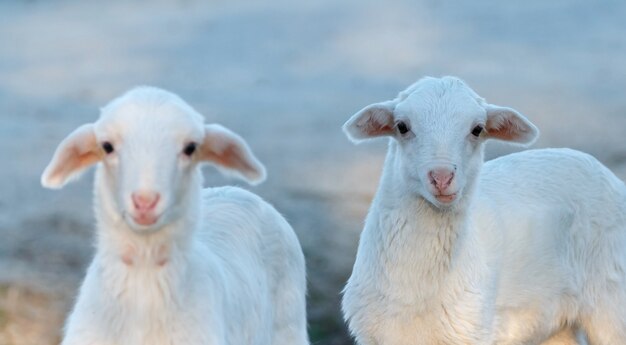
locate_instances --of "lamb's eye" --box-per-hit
[397,121,410,135]
[102,142,114,154]
[471,125,484,137]
[183,142,197,156]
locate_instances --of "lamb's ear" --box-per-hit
[199,124,266,185]
[343,101,396,143]
[41,123,101,189]
[485,104,539,146]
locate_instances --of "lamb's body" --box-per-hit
[342,77,626,344]
[64,186,306,345]
[345,148,626,344]
[486,149,626,344]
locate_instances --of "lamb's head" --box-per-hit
[41,87,265,232]
[343,76,538,208]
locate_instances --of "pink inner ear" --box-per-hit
[203,143,256,175]
[78,150,100,170]
[199,124,265,184]
[46,147,101,185]
[356,108,394,137]
[486,116,528,142]
[358,121,394,137]
[43,124,100,187]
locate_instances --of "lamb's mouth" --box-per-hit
[132,213,159,226]
[122,210,166,231]
[434,193,457,203]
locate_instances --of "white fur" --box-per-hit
[41,87,309,345]
[342,76,626,345]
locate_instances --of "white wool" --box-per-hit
[41,87,309,345]
[342,76,626,345]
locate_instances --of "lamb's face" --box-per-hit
[343,76,539,209]
[41,87,266,233]
[93,99,205,231]
[391,89,487,207]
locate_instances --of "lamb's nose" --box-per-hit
[429,168,455,191]
[131,191,160,212]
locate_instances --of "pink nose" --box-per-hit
[131,191,160,212]
[429,168,455,191]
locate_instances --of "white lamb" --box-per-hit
[41,87,309,345]
[341,76,626,345]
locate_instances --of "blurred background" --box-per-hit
[0,0,625,344]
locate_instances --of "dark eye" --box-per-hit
[183,142,197,156]
[397,121,410,135]
[471,125,483,137]
[102,142,114,154]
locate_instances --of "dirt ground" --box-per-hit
[0,0,625,344]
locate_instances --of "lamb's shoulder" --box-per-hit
[481,148,623,202]
[478,148,626,254]
[202,186,266,214]
[200,185,300,261]
[199,186,266,240]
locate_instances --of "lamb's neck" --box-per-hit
[371,144,473,279]
[95,216,196,269]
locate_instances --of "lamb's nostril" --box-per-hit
[428,169,455,191]
[131,191,160,211]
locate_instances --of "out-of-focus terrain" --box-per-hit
[0,0,625,344]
